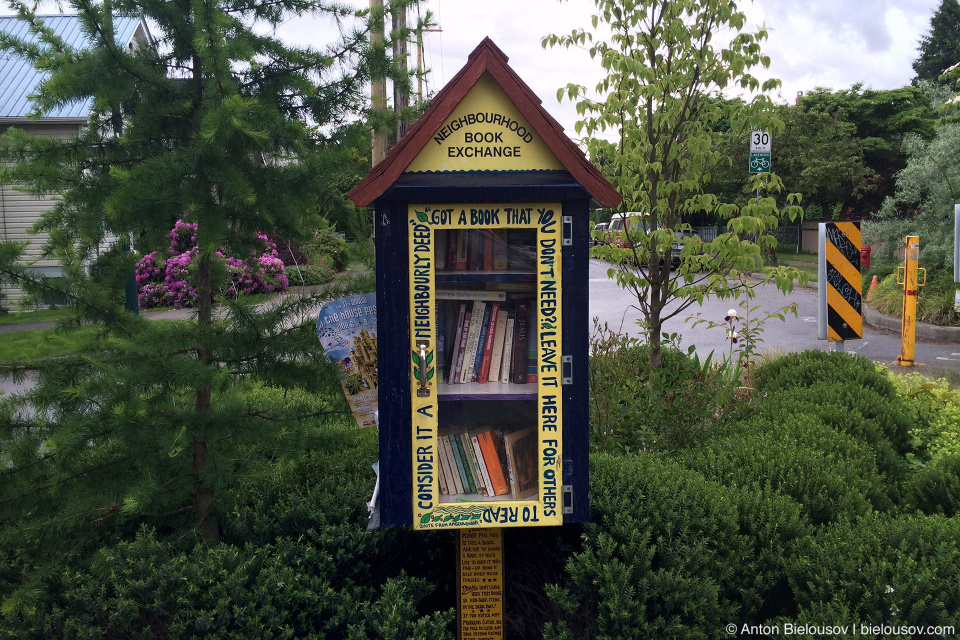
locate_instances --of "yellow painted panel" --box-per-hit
[408,203,564,530]
[405,74,565,173]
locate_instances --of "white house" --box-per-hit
[0,14,150,309]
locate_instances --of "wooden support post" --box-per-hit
[457,528,504,640]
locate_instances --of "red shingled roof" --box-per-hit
[347,37,622,208]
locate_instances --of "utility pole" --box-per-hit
[392,4,408,143]
[370,0,387,167]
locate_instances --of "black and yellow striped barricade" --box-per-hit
[818,222,863,346]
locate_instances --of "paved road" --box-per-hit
[588,258,960,377]
[3,265,959,404]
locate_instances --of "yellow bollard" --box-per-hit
[896,236,926,366]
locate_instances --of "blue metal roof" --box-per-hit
[0,14,144,120]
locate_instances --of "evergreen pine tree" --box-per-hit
[913,0,960,83]
[0,0,422,588]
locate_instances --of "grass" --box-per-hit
[775,251,817,264]
[0,307,73,326]
[0,326,97,364]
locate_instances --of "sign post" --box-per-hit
[897,235,925,366]
[818,222,863,349]
[749,130,771,174]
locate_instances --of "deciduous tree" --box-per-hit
[544,0,803,371]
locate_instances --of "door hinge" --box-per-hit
[562,484,574,515]
[562,215,573,246]
[561,355,573,385]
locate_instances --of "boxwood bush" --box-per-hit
[681,413,887,524]
[752,350,896,398]
[545,452,810,639]
[785,513,960,629]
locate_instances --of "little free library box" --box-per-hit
[349,38,621,531]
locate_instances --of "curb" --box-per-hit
[863,303,960,344]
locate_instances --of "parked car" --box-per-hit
[606,213,649,248]
[591,222,608,247]
[670,230,701,268]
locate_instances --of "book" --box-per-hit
[511,302,530,384]
[461,301,485,383]
[451,433,476,494]
[452,302,473,384]
[467,230,483,270]
[437,301,446,383]
[444,301,459,378]
[472,303,493,382]
[500,316,515,384]
[456,229,468,270]
[477,303,500,383]
[442,435,464,495]
[448,302,468,384]
[470,431,494,497]
[505,426,539,500]
[437,441,449,495]
[476,430,508,496]
[492,229,508,270]
[436,289,506,301]
[445,229,458,271]
[461,432,486,495]
[487,310,509,384]
[483,230,494,270]
[436,229,448,271]
[526,303,538,383]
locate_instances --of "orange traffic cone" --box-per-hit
[866,275,878,302]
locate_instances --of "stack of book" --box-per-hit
[436,295,537,386]
[434,229,535,272]
[437,426,538,501]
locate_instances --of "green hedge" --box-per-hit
[751,350,896,398]
[786,513,960,629]
[545,452,810,639]
[681,413,887,524]
[1,424,456,640]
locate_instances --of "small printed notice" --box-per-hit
[316,293,378,428]
[459,528,504,640]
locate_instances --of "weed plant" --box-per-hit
[867,270,960,326]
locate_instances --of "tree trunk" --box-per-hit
[193,252,219,544]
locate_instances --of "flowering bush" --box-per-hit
[135,220,288,309]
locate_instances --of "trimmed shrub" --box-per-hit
[681,413,888,524]
[545,452,810,639]
[13,529,453,640]
[786,513,960,629]
[2,424,455,639]
[905,456,960,517]
[752,350,896,398]
[284,263,334,287]
[750,383,913,503]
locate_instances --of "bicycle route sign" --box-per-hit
[749,129,771,173]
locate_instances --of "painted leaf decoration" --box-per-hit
[426,352,434,365]
[420,513,431,524]
[416,211,428,223]
[427,368,434,380]
[412,351,420,366]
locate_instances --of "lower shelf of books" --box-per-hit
[435,400,540,503]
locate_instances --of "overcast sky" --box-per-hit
[400,0,944,137]
[5,0,947,138]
